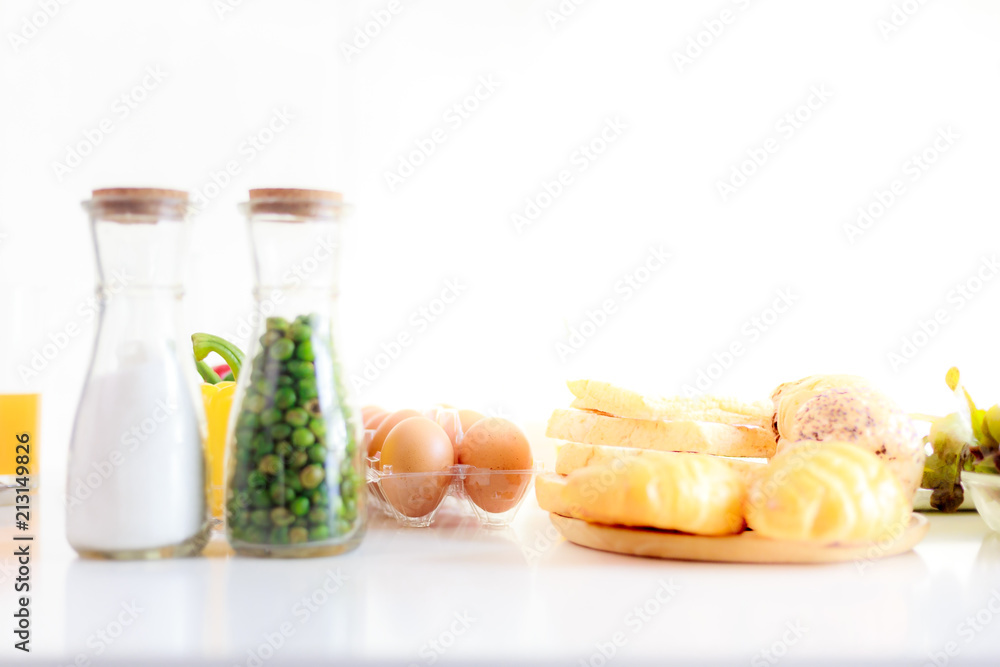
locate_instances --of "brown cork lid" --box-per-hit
[85,187,189,223]
[245,188,344,220]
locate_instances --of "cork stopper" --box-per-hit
[85,188,189,223]
[244,188,344,220]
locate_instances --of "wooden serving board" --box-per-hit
[549,512,929,564]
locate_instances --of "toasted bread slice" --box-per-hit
[547,408,776,458]
[535,453,746,535]
[555,441,765,486]
[567,379,771,429]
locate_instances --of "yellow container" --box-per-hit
[200,382,236,520]
[0,394,39,478]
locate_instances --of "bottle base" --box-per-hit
[71,525,212,561]
[230,533,364,559]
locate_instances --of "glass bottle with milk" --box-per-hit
[67,188,209,559]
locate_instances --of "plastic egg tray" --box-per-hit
[366,460,537,528]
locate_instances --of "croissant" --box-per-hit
[535,453,746,536]
[746,440,911,543]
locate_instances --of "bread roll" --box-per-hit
[547,408,775,457]
[746,441,910,543]
[535,454,746,536]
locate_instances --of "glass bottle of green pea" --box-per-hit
[226,189,365,557]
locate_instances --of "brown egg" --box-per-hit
[458,409,485,434]
[379,417,455,517]
[362,405,387,424]
[364,410,390,430]
[458,417,534,513]
[368,409,421,463]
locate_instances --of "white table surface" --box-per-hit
[4,437,1000,666]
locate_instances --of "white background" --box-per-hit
[2,0,1000,492]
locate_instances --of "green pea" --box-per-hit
[245,526,267,544]
[340,477,357,499]
[275,441,293,457]
[277,374,295,387]
[243,393,266,414]
[292,427,316,448]
[270,507,295,527]
[287,471,304,491]
[300,464,326,489]
[293,517,309,529]
[250,488,272,508]
[285,408,309,428]
[270,423,292,441]
[309,525,330,541]
[236,447,252,466]
[342,500,357,521]
[289,322,312,342]
[297,378,318,401]
[304,399,321,417]
[308,418,326,438]
[258,455,282,476]
[309,487,329,507]
[289,527,309,544]
[308,507,328,524]
[289,451,309,469]
[290,496,310,516]
[253,377,274,396]
[267,316,289,332]
[270,526,290,545]
[260,408,283,427]
[253,433,274,456]
[235,428,254,449]
[237,411,260,430]
[295,339,315,361]
[269,485,286,505]
[335,519,352,536]
[287,360,315,379]
[250,509,271,527]
[269,338,295,361]
[261,329,284,347]
[307,445,326,464]
[274,387,297,410]
[247,471,268,489]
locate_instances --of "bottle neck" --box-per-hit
[91,218,188,292]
